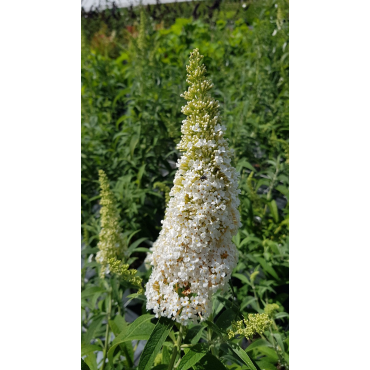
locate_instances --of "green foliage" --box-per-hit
[138,317,174,370]
[81,1,289,369]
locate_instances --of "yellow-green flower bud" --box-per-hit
[228,313,272,340]
[250,270,259,284]
[96,170,143,293]
[264,303,280,317]
[96,170,125,278]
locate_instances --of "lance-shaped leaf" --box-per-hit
[193,353,228,370]
[228,342,261,370]
[138,317,174,370]
[177,343,208,370]
[107,314,154,365]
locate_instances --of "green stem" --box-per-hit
[252,284,260,310]
[272,318,279,331]
[207,314,217,356]
[168,325,184,370]
[268,327,286,369]
[101,288,112,370]
[264,155,280,215]
[181,344,195,348]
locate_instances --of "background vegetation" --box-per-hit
[81,0,289,369]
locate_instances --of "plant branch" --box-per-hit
[168,325,184,370]
[101,288,112,370]
[207,314,217,356]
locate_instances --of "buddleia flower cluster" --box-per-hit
[96,170,143,293]
[145,49,242,325]
[228,314,272,340]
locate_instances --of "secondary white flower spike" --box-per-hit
[146,49,241,325]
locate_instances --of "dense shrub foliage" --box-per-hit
[82,1,289,369]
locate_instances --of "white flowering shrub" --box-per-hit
[82,4,290,366]
[145,49,242,325]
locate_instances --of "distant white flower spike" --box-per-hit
[145,49,242,325]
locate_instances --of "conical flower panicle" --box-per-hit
[96,170,126,278]
[146,49,241,325]
[137,8,148,54]
[96,170,144,293]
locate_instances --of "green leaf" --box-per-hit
[132,247,150,253]
[193,353,228,370]
[275,185,288,197]
[240,297,257,311]
[203,320,222,337]
[151,366,168,370]
[125,293,146,302]
[233,273,251,285]
[255,257,279,280]
[245,339,272,352]
[89,292,102,311]
[84,352,98,370]
[81,287,105,299]
[236,159,256,173]
[130,134,140,157]
[127,237,148,256]
[275,312,289,320]
[239,236,262,250]
[126,229,141,245]
[114,314,154,343]
[113,315,134,366]
[184,325,204,345]
[81,344,101,357]
[137,163,146,184]
[257,347,279,362]
[177,343,208,370]
[228,342,259,370]
[81,358,90,370]
[108,314,155,365]
[272,333,285,355]
[212,294,224,317]
[113,89,131,109]
[215,308,237,330]
[81,247,98,255]
[83,315,105,345]
[162,344,171,364]
[112,314,128,333]
[256,360,278,370]
[216,296,240,314]
[269,200,279,223]
[138,317,174,370]
[108,317,134,367]
[126,257,138,265]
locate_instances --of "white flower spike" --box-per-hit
[145,49,242,325]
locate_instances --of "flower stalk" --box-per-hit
[167,325,185,370]
[101,287,112,370]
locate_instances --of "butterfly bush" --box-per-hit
[146,49,242,325]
